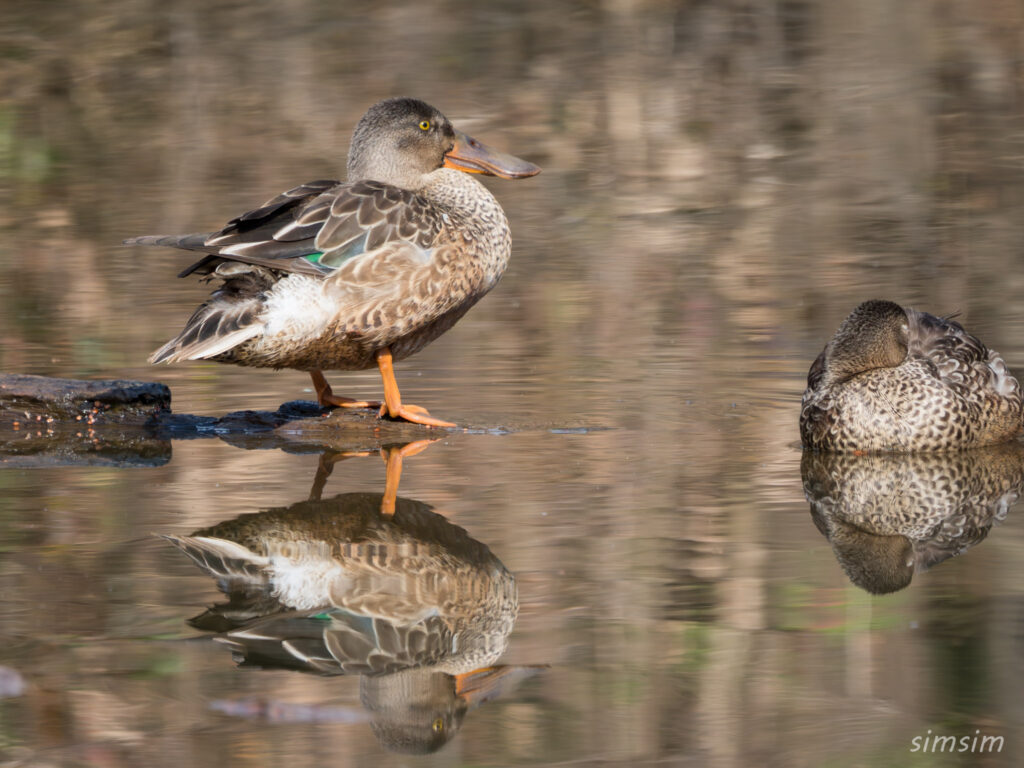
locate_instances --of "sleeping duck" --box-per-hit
[800,299,1023,452]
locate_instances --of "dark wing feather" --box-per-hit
[123,232,212,250]
[191,179,343,276]
[149,267,273,363]
[125,179,340,278]
[231,179,339,225]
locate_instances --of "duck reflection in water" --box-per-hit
[801,444,1024,594]
[164,441,540,754]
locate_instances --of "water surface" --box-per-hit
[1,2,1023,766]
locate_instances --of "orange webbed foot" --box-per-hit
[322,395,382,410]
[310,370,380,410]
[377,402,456,428]
[373,348,456,427]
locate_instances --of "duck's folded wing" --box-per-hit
[910,310,1020,397]
[126,180,443,279]
[312,181,443,268]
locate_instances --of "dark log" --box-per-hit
[0,373,170,424]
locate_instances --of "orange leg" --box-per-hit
[310,370,380,410]
[375,347,455,427]
[380,439,437,516]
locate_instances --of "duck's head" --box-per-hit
[823,518,915,594]
[347,97,540,190]
[823,299,909,385]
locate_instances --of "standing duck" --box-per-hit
[126,98,540,427]
[800,299,1023,452]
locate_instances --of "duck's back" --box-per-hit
[801,307,1023,452]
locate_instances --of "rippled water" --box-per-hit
[2,2,1024,766]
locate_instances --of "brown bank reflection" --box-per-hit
[164,444,542,755]
[802,444,1024,594]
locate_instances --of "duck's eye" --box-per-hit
[432,718,444,733]
[419,120,431,131]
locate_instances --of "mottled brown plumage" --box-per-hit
[802,444,1024,592]
[126,97,539,425]
[164,492,518,671]
[800,299,1023,452]
[163,490,524,754]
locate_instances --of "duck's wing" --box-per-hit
[310,181,444,269]
[125,179,443,279]
[909,310,985,368]
[908,310,1018,396]
[126,180,340,277]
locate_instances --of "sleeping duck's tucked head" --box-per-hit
[824,518,916,594]
[823,299,909,386]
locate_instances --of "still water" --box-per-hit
[2,1,1024,766]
